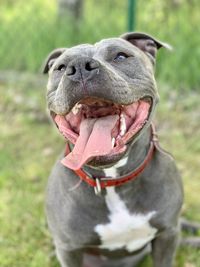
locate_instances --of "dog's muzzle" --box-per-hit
[52,96,152,170]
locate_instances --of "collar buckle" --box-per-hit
[94,178,102,196]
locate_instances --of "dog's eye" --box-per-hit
[114,52,129,62]
[57,64,66,71]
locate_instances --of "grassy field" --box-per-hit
[0,0,199,266]
[0,74,200,267]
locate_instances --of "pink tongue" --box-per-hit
[62,115,119,170]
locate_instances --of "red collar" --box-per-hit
[64,124,159,194]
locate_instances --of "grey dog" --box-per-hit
[43,32,183,267]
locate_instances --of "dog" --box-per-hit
[43,32,183,267]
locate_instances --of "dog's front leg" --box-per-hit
[151,227,179,267]
[56,248,83,267]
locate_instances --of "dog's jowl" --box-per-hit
[43,32,183,267]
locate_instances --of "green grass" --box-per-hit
[0,76,62,267]
[0,0,200,90]
[0,75,200,266]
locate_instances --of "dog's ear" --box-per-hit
[42,48,66,74]
[120,32,172,64]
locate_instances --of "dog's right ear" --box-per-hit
[42,48,66,74]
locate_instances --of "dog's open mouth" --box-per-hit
[52,97,152,170]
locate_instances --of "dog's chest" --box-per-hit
[94,166,157,252]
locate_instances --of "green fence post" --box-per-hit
[128,0,136,31]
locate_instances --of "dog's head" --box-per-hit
[43,32,170,170]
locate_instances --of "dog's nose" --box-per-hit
[66,57,100,82]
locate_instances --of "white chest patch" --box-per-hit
[94,187,157,252]
[103,157,128,177]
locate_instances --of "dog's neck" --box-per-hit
[83,126,151,179]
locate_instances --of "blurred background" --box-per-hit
[0,0,200,266]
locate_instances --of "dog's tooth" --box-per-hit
[72,107,77,115]
[112,138,115,148]
[120,114,126,136]
[72,103,82,115]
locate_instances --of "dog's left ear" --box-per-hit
[42,48,66,74]
[120,32,172,64]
